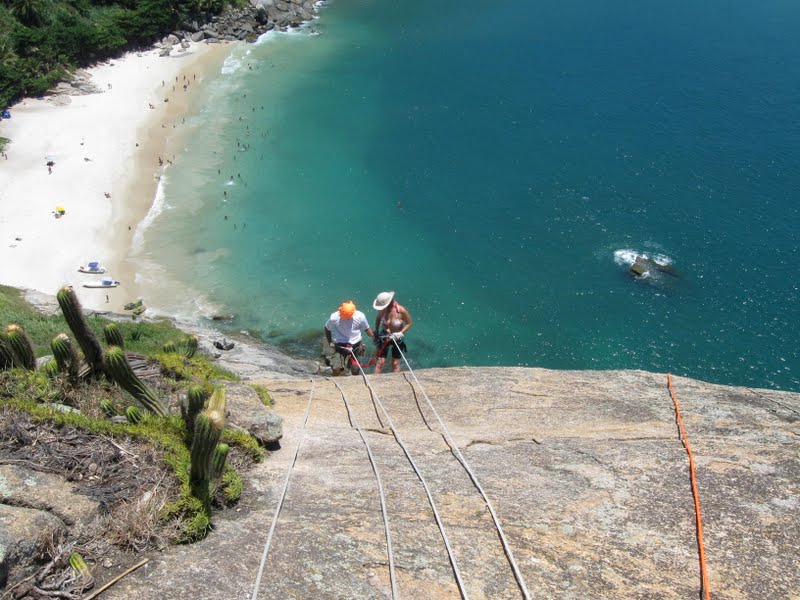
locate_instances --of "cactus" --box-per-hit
[42,359,59,378]
[56,286,105,377]
[103,323,124,349]
[69,552,91,579]
[51,333,80,380]
[183,335,198,359]
[207,386,226,415]
[211,443,229,481]
[181,385,207,443]
[4,324,36,370]
[99,399,116,418]
[125,405,143,425]
[190,407,226,516]
[105,346,168,417]
[162,340,177,353]
[0,334,14,370]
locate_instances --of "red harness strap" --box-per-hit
[342,337,393,368]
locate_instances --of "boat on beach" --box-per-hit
[78,261,106,274]
[83,276,120,288]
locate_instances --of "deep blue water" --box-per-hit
[136,0,800,390]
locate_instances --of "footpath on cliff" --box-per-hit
[95,363,798,599]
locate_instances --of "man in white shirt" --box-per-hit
[324,300,376,376]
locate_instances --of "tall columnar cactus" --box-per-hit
[0,334,14,370]
[105,346,168,417]
[211,443,230,482]
[190,402,226,516]
[103,323,125,349]
[207,386,226,415]
[125,405,143,425]
[183,335,198,359]
[4,324,36,371]
[181,385,208,443]
[56,286,105,377]
[51,333,80,380]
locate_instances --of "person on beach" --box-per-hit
[372,291,413,374]
[324,301,375,376]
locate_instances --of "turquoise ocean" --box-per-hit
[133,0,800,391]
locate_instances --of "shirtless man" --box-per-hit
[372,291,413,374]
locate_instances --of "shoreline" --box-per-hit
[0,41,231,314]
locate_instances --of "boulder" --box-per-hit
[0,505,65,588]
[159,48,172,57]
[630,255,649,276]
[162,34,180,46]
[0,464,99,530]
[222,382,283,444]
[191,31,207,42]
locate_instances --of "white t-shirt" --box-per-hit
[325,310,370,344]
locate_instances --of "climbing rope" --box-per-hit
[667,373,711,600]
[332,379,398,600]
[347,348,470,600]
[250,379,315,600]
[390,339,532,600]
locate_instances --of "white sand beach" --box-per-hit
[0,41,230,313]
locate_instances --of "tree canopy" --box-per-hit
[0,0,233,108]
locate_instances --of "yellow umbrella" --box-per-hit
[55,205,65,213]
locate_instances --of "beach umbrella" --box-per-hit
[55,205,65,213]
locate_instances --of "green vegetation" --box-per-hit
[0,136,9,153]
[0,284,260,542]
[0,0,238,109]
[250,382,273,406]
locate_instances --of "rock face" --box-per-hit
[224,382,283,444]
[0,505,66,588]
[0,465,100,587]
[99,368,800,599]
[161,0,321,46]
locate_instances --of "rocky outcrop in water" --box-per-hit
[159,0,320,48]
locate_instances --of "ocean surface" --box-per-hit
[134,0,800,391]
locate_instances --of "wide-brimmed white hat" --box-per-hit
[373,291,395,310]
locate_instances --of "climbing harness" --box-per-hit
[250,380,315,600]
[667,374,711,600]
[332,379,398,600]
[389,339,533,600]
[347,347,471,600]
[335,336,393,369]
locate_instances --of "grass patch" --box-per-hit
[250,383,273,406]
[221,426,265,462]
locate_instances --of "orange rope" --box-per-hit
[667,373,711,600]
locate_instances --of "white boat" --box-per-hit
[83,276,120,288]
[78,261,106,274]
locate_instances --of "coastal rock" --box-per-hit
[0,464,100,532]
[47,94,72,106]
[159,48,172,57]
[214,339,235,351]
[222,382,283,444]
[0,504,66,588]
[163,34,180,46]
[97,368,800,599]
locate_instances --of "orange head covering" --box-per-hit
[338,301,356,319]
